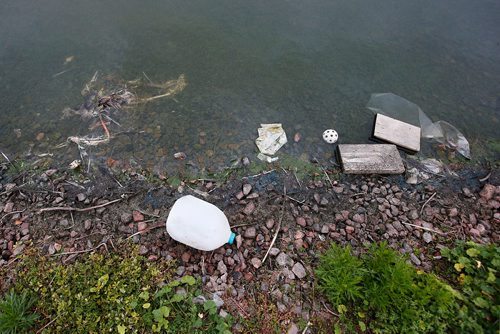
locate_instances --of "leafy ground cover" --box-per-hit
[3,247,231,333]
[316,242,499,333]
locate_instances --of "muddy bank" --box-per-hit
[0,159,498,331]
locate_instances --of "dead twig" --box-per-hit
[322,301,339,317]
[261,187,286,265]
[0,210,26,222]
[125,222,163,240]
[38,198,122,213]
[400,221,446,236]
[420,192,436,216]
[36,315,60,333]
[51,242,107,257]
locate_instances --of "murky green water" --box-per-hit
[1,0,499,174]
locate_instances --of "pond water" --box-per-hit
[1,0,499,176]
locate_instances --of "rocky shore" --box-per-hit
[0,161,498,332]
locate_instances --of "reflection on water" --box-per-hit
[1,0,499,174]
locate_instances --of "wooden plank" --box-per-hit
[338,144,405,174]
[373,113,421,152]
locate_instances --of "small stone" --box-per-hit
[352,214,365,224]
[132,211,144,222]
[266,219,275,229]
[479,184,495,200]
[294,230,305,239]
[84,219,92,230]
[422,232,433,243]
[291,262,307,279]
[181,252,191,263]
[269,248,280,256]
[235,235,242,249]
[320,197,329,206]
[3,202,14,213]
[410,253,421,266]
[53,243,62,252]
[243,202,255,215]
[242,184,252,196]
[409,209,419,220]
[332,186,344,194]
[287,323,299,334]
[462,187,473,197]
[392,221,404,232]
[276,252,293,267]
[217,260,227,274]
[293,132,301,143]
[242,156,250,166]
[36,132,45,141]
[120,212,132,224]
[448,208,458,217]
[476,224,486,235]
[469,228,481,237]
[176,266,186,276]
[76,193,86,202]
[138,222,148,232]
[70,231,78,238]
[235,191,244,200]
[244,227,256,239]
[251,257,262,269]
[313,193,321,204]
[12,244,26,257]
[321,225,330,234]
[345,226,355,234]
[296,217,306,227]
[139,245,148,255]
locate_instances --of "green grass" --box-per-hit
[316,242,460,334]
[0,290,39,334]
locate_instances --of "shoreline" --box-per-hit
[1,158,498,331]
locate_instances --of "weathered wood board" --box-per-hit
[338,144,405,174]
[373,113,421,152]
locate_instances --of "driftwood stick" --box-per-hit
[262,187,286,265]
[400,221,445,235]
[38,198,122,213]
[420,192,436,216]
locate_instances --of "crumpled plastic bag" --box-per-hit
[367,93,470,159]
[405,157,458,184]
[255,123,287,156]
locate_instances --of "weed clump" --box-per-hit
[316,242,459,333]
[0,290,39,334]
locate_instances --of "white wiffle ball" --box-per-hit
[322,129,338,144]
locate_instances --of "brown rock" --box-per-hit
[345,226,355,234]
[296,217,306,227]
[293,132,301,143]
[36,132,45,141]
[352,213,365,224]
[480,184,495,200]
[251,258,262,269]
[243,227,256,239]
[181,252,191,263]
[138,222,148,232]
[132,211,144,222]
[242,184,252,196]
[243,202,255,215]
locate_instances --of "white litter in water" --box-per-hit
[322,129,338,144]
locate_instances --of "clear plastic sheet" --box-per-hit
[367,93,470,159]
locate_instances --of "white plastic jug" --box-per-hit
[166,195,236,251]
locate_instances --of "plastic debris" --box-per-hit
[367,93,470,159]
[166,195,236,251]
[405,157,458,184]
[257,153,279,163]
[322,129,338,144]
[255,123,287,156]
